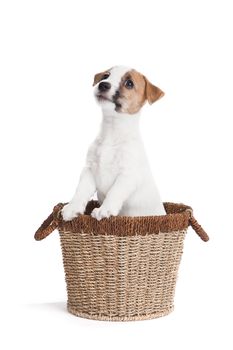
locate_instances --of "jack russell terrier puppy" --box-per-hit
[62,66,166,221]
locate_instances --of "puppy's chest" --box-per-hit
[89,142,129,191]
[93,143,125,173]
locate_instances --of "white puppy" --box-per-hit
[62,66,166,221]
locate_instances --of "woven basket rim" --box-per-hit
[56,201,192,236]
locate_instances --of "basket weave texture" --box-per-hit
[35,201,209,321]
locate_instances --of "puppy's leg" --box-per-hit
[91,174,136,220]
[62,167,96,221]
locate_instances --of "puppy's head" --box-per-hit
[93,66,164,114]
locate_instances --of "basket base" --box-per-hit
[67,304,174,321]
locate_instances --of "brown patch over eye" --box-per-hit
[102,73,110,80]
[118,70,147,114]
[93,69,111,86]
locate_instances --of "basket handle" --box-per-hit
[34,203,64,241]
[187,209,209,242]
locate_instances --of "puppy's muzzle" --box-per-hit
[98,82,111,92]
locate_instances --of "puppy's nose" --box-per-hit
[98,82,111,92]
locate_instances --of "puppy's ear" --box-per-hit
[93,72,104,86]
[144,76,165,104]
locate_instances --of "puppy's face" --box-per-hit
[93,66,164,114]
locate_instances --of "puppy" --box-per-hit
[62,66,166,221]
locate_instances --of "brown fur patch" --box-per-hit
[93,69,111,86]
[118,70,147,114]
[144,77,164,104]
[117,70,164,114]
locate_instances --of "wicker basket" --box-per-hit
[35,201,209,321]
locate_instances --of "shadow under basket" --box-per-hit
[35,201,209,321]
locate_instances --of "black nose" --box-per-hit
[98,82,111,92]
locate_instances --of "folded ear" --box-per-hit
[93,72,104,86]
[144,76,165,104]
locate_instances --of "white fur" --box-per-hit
[62,66,166,221]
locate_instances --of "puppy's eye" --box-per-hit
[125,79,134,89]
[102,73,110,80]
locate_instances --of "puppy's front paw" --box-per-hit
[61,203,84,221]
[91,205,113,221]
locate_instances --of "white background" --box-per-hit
[0,0,232,349]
